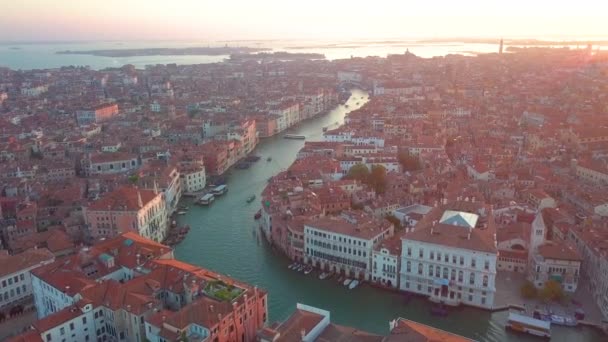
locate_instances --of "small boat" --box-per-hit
[343,279,352,286]
[178,205,189,210]
[296,265,305,272]
[211,185,228,196]
[236,162,250,169]
[267,157,272,162]
[177,211,187,215]
[304,266,312,275]
[199,193,215,205]
[288,263,298,270]
[319,272,329,280]
[246,195,256,203]
[430,303,448,317]
[348,280,359,290]
[254,209,262,220]
[550,314,577,326]
[284,134,306,140]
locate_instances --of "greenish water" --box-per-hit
[175,89,604,341]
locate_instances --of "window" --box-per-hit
[469,273,475,285]
[437,252,441,262]
[20,274,24,281]
[406,261,411,272]
[471,258,476,268]
[70,323,74,330]
[430,251,434,260]
[482,275,488,287]
[444,254,449,262]
[459,256,464,265]
[458,270,463,282]
[428,265,434,276]
[484,260,489,270]
[83,317,87,324]
[418,263,423,275]
[407,247,411,257]
[419,248,424,258]
[60,327,65,335]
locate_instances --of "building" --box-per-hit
[75,103,119,125]
[82,152,139,176]
[0,248,54,311]
[179,158,206,193]
[257,303,473,342]
[400,201,498,309]
[371,234,403,289]
[257,303,383,342]
[84,186,167,242]
[528,242,582,292]
[304,211,394,281]
[18,233,268,342]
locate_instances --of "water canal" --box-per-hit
[175,89,603,341]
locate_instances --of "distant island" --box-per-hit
[56,46,271,57]
[417,38,608,46]
[229,51,325,61]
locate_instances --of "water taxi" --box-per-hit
[506,312,551,339]
[348,280,359,289]
[284,134,306,140]
[246,195,256,203]
[199,193,215,205]
[211,184,228,196]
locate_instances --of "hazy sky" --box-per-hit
[1,0,607,41]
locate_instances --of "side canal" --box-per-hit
[175,89,603,341]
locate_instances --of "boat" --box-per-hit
[549,314,577,326]
[178,205,189,210]
[177,211,187,215]
[246,195,256,203]
[284,134,306,140]
[211,185,228,196]
[235,162,250,169]
[267,157,272,162]
[319,272,329,280]
[304,266,313,275]
[199,193,215,205]
[254,209,262,220]
[343,279,352,286]
[337,276,344,284]
[430,303,448,317]
[245,155,261,162]
[296,264,305,272]
[348,280,359,289]
[506,312,551,339]
[288,263,298,270]
[574,308,585,320]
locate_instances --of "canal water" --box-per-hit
[175,89,604,341]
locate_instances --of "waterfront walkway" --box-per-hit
[494,272,605,328]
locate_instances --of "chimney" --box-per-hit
[467,227,472,240]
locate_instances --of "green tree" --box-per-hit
[128,174,139,184]
[370,165,387,194]
[346,164,370,182]
[539,280,564,302]
[520,280,537,299]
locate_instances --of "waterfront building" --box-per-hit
[0,248,54,311]
[179,158,206,193]
[304,211,394,280]
[18,233,267,342]
[528,242,582,292]
[399,201,498,309]
[84,186,167,242]
[75,103,119,125]
[371,233,403,289]
[257,303,383,341]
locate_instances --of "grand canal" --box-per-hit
[175,89,603,341]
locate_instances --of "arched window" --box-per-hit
[406,261,411,272]
[483,275,489,287]
[428,265,434,276]
[458,270,463,282]
[418,263,423,275]
[450,269,456,281]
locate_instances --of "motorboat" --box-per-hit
[246,195,256,203]
[284,134,306,140]
[319,272,329,280]
[303,266,313,275]
[177,211,187,215]
[343,279,352,286]
[199,193,215,205]
[550,314,578,326]
[254,209,262,220]
[348,280,359,290]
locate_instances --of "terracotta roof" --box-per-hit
[0,248,54,278]
[274,309,325,342]
[87,186,159,211]
[316,323,383,342]
[537,242,582,262]
[33,305,84,332]
[386,318,474,341]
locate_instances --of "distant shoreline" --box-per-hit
[56,46,270,57]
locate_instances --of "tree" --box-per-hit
[370,165,387,194]
[345,164,370,182]
[539,280,564,302]
[398,150,422,171]
[128,174,139,184]
[520,280,537,299]
[385,214,401,229]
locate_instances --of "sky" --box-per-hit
[1,0,608,41]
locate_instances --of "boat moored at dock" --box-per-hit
[211,184,228,196]
[506,312,551,339]
[198,193,215,205]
